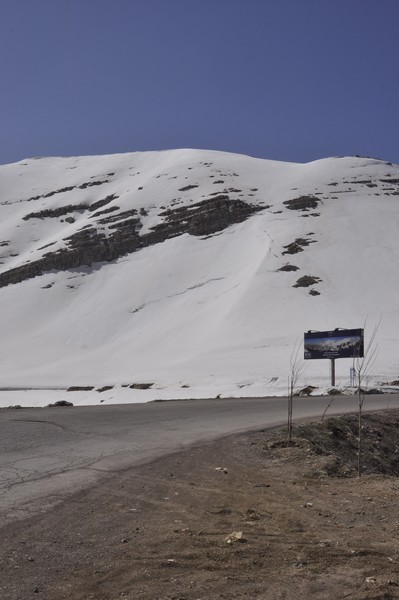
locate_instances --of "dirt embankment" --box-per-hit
[0,410,398,600]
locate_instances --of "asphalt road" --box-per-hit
[1,394,398,526]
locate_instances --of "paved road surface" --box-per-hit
[1,394,398,525]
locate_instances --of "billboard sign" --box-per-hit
[304,328,364,360]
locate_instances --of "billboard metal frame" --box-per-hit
[304,328,364,386]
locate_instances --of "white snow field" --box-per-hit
[0,149,398,407]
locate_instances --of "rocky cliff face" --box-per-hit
[0,194,262,288]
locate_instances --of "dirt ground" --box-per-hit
[0,409,398,600]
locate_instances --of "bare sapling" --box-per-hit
[353,318,381,477]
[321,396,335,421]
[287,340,305,445]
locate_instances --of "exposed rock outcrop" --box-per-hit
[0,195,262,288]
[283,196,319,211]
[23,204,89,220]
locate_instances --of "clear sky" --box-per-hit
[1,0,398,165]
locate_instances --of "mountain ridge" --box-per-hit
[1,149,398,404]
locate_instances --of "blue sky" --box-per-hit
[1,0,398,165]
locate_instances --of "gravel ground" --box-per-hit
[0,410,398,600]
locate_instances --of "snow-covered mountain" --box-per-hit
[1,149,398,406]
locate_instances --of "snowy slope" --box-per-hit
[0,149,399,406]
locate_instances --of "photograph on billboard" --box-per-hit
[304,328,364,360]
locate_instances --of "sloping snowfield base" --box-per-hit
[0,149,398,406]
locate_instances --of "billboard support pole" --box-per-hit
[330,358,335,387]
